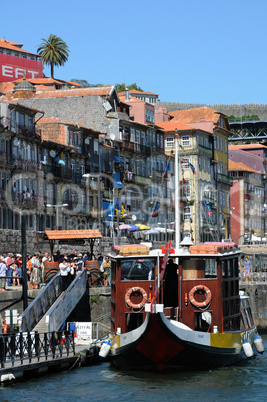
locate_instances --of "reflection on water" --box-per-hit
[1,336,266,401]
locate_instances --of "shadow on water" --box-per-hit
[0,336,267,402]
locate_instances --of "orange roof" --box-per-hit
[32,86,114,99]
[155,120,195,132]
[228,160,261,173]
[229,144,267,150]
[119,95,143,103]
[45,229,102,240]
[13,77,62,86]
[37,116,103,134]
[0,38,38,56]
[169,107,224,124]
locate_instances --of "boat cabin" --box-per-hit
[110,243,245,335]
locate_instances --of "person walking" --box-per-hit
[0,256,8,291]
[103,256,111,287]
[244,257,252,284]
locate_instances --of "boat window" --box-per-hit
[121,258,155,281]
[183,258,217,279]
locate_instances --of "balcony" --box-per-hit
[13,158,43,173]
[198,144,213,158]
[10,192,43,209]
[5,118,41,140]
[151,168,163,180]
[43,164,73,180]
[123,171,136,183]
[122,140,134,152]
[202,192,216,204]
[134,143,150,156]
[217,173,233,186]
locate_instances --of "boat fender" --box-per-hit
[254,335,264,354]
[188,285,212,309]
[99,339,111,359]
[242,340,253,358]
[0,373,15,383]
[125,287,148,310]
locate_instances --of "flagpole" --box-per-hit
[175,130,180,250]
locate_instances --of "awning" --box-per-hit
[45,229,102,240]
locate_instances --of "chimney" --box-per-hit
[126,87,129,100]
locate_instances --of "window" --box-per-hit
[160,135,164,149]
[181,158,190,169]
[93,139,99,155]
[199,157,202,171]
[203,158,206,173]
[183,206,191,221]
[225,163,228,176]
[182,180,191,200]
[166,137,174,148]
[225,139,227,154]
[181,135,190,147]
[220,137,223,152]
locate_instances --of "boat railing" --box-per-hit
[239,271,267,284]
[0,330,75,369]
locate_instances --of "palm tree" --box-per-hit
[37,34,70,78]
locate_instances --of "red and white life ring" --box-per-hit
[125,287,148,309]
[189,285,212,309]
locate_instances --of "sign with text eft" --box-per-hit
[0,54,43,82]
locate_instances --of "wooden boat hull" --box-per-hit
[110,312,256,371]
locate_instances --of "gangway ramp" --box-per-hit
[34,270,87,333]
[18,270,87,333]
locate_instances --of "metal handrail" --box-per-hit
[0,330,75,369]
[47,270,87,332]
[18,273,63,332]
[239,271,267,284]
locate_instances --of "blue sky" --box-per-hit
[1,0,266,104]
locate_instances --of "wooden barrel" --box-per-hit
[43,261,59,283]
[85,261,101,287]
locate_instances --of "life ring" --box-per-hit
[189,285,212,309]
[125,287,148,309]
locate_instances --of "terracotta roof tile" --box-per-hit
[169,107,224,124]
[229,144,267,150]
[155,120,195,132]
[228,160,261,173]
[119,95,143,103]
[32,86,114,99]
[45,229,102,240]
[0,38,38,55]
[37,116,103,134]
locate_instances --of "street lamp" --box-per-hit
[83,173,102,253]
[46,203,68,231]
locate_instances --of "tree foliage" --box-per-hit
[37,34,70,78]
[70,79,104,87]
[115,83,144,93]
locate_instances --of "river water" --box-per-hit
[1,336,267,401]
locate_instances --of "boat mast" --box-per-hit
[175,129,180,250]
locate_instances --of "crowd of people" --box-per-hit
[0,250,112,291]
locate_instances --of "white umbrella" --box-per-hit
[154,227,166,233]
[143,228,160,235]
[119,224,132,230]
